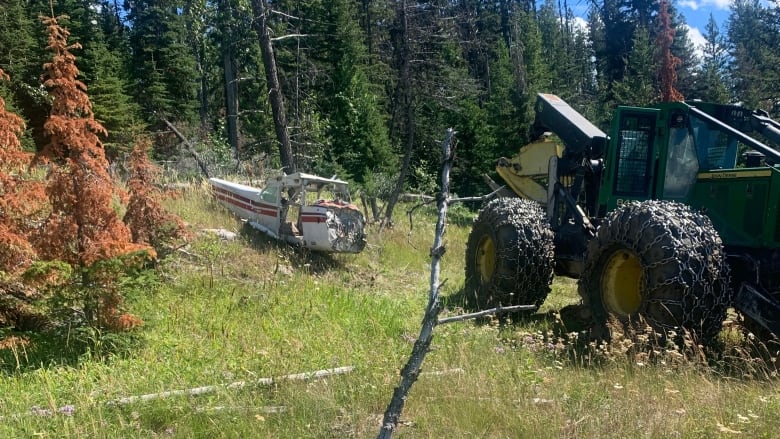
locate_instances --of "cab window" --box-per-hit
[663,113,699,198]
[614,113,656,196]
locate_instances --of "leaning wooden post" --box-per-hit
[377,128,455,438]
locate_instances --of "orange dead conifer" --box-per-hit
[34,16,147,266]
[124,136,188,256]
[0,69,45,273]
[656,0,684,102]
[33,16,149,329]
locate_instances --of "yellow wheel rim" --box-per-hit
[601,249,643,317]
[475,235,496,284]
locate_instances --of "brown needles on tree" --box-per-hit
[656,0,684,102]
[29,16,152,329]
[124,136,188,257]
[0,69,45,274]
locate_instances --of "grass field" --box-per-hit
[1,184,780,438]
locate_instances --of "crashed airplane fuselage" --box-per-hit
[209,173,366,253]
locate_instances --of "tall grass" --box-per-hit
[1,185,779,438]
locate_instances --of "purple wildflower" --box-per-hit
[30,406,53,417]
[58,405,75,416]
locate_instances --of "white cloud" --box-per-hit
[571,16,588,32]
[685,24,707,50]
[677,0,733,10]
[679,0,701,10]
[684,24,706,62]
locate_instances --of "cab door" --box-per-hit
[599,107,661,212]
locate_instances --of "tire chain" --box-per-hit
[496,200,554,307]
[581,200,729,343]
[466,197,554,309]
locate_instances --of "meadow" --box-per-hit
[1,182,779,438]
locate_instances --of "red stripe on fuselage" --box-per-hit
[214,191,278,218]
[211,186,278,212]
[300,215,327,223]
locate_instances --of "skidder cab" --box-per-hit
[466,92,780,343]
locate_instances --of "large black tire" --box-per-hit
[579,200,730,345]
[464,198,554,310]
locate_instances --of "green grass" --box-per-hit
[1,187,780,438]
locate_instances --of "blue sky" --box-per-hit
[677,0,733,50]
[567,0,734,56]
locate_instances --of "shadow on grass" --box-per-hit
[238,222,346,274]
[0,325,143,375]
[442,286,780,379]
[441,288,611,372]
[442,287,588,330]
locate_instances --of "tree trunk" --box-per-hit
[377,129,455,438]
[250,0,296,174]
[362,0,373,60]
[383,0,413,226]
[223,48,240,158]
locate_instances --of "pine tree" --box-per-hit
[0,0,47,147]
[0,69,44,274]
[123,137,188,256]
[612,26,655,106]
[668,8,699,99]
[82,18,142,160]
[656,0,684,102]
[310,0,395,183]
[696,14,730,103]
[728,0,780,112]
[34,16,148,327]
[126,0,200,123]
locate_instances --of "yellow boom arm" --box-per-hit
[495,137,562,204]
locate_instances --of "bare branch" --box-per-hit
[0,366,354,421]
[107,366,354,406]
[270,9,301,20]
[271,34,314,42]
[437,304,537,324]
[159,116,210,178]
[405,180,501,235]
[448,186,505,203]
[378,128,455,438]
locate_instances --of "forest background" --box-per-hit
[0,2,779,435]
[2,0,778,207]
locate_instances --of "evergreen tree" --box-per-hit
[304,0,395,184]
[0,0,47,146]
[80,9,142,160]
[695,14,730,103]
[123,137,188,256]
[656,0,683,102]
[591,0,635,91]
[728,0,780,113]
[34,16,148,328]
[668,8,698,99]
[0,69,43,273]
[612,26,655,106]
[512,7,552,124]
[125,0,200,124]
[537,0,594,106]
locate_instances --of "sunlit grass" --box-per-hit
[1,185,779,437]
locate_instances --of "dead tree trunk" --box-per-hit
[250,0,296,174]
[222,0,240,158]
[160,116,210,179]
[383,0,413,227]
[377,128,455,438]
[223,49,240,158]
